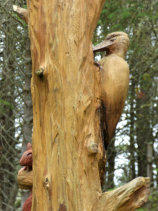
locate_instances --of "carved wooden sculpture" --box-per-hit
[13,2,150,210]
[17,143,33,211]
[93,32,130,148]
[20,143,32,169]
[22,193,32,211]
[17,168,33,189]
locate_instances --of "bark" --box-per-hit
[129,79,136,179]
[136,98,147,177]
[0,23,17,210]
[22,37,33,146]
[147,142,153,180]
[156,157,158,186]
[26,0,150,210]
[136,82,153,181]
[20,32,33,210]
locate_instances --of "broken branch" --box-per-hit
[92,177,150,211]
[13,5,28,23]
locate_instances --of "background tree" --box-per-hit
[0,0,32,210]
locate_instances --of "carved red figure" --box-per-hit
[20,143,32,168]
[22,193,32,211]
[19,142,33,211]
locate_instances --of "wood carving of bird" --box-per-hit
[93,32,130,149]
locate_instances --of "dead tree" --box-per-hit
[14,1,150,210]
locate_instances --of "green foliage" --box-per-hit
[0,98,14,110]
[15,198,21,208]
[12,12,27,26]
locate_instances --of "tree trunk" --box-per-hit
[21,35,33,211]
[147,142,153,181]
[0,21,17,210]
[106,138,116,190]
[22,37,33,146]
[26,1,150,210]
[20,34,33,210]
[136,98,148,177]
[129,78,136,180]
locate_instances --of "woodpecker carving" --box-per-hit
[93,32,130,149]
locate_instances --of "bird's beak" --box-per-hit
[103,40,114,48]
[93,39,114,53]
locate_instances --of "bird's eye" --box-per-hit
[107,34,120,40]
[110,39,115,42]
[27,152,32,156]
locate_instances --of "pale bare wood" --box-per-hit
[17,168,33,189]
[92,177,150,211]
[13,5,28,23]
[26,0,150,210]
[27,1,105,210]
